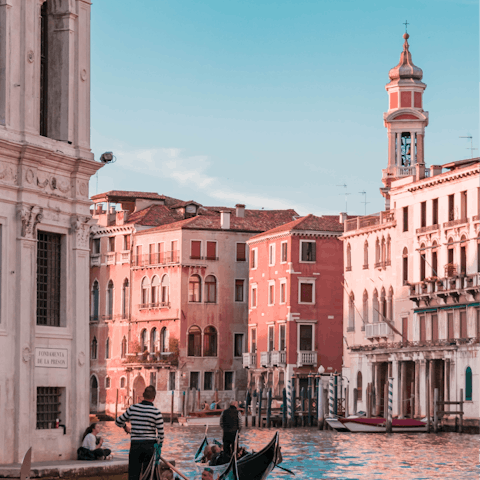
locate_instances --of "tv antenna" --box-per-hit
[337,183,351,213]
[459,136,478,158]
[359,191,370,216]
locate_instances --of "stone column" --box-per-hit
[391,358,399,417]
[415,360,421,417]
[430,360,436,417]
[400,361,407,419]
[445,359,450,414]
[417,133,424,165]
[375,364,381,416]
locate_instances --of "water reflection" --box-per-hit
[100,422,479,479]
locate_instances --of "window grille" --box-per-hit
[36,387,61,429]
[37,231,61,326]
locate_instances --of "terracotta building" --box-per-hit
[243,214,344,396]
[89,191,298,414]
[342,33,480,425]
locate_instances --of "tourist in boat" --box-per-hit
[201,468,214,480]
[202,401,210,410]
[79,423,112,460]
[160,469,174,480]
[200,444,213,463]
[115,385,164,480]
[220,401,242,458]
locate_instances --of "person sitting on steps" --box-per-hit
[79,423,112,460]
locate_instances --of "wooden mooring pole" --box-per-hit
[282,387,287,428]
[170,390,174,425]
[433,388,438,433]
[266,388,272,428]
[245,390,251,427]
[318,381,324,430]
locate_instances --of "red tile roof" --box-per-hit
[91,190,166,201]
[125,205,184,226]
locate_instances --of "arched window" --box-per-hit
[91,281,99,321]
[160,327,168,353]
[107,280,114,318]
[466,367,472,401]
[140,329,147,352]
[120,377,126,388]
[432,241,438,277]
[150,327,157,353]
[205,275,217,303]
[380,287,386,321]
[161,274,170,305]
[387,287,394,321]
[141,277,149,307]
[122,278,129,318]
[346,244,352,271]
[447,237,455,276]
[402,247,409,284]
[105,337,110,359]
[189,275,201,302]
[121,336,127,358]
[363,241,368,268]
[203,326,218,357]
[357,371,363,401]
[420,243,426,280]
[362,290,368,327]
[372,289,379,323]
[105,376,111,389]
[386,236,391,264]
[375,238,380,265]
[381,237,386,265]
[460,235,467,274]
[151,276,160,306]
[348,293,355,331]
[187,325,202,356]
[91,337,97,359]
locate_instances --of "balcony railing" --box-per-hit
[344,210,395,233]
[121,251,131,264]
[416,224,440,234]
[134,250,180,267]
[443,217,468,229]
[90,255,101,267]
[365,322,392,339]
[260,351,271,367]
[270,350,286,366]
[297,351,317,367]
[106,252,116,265]
[243,352,257,368]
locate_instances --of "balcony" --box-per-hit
[416,224,440,235]
[443,217,468,229]
[106,252,116,265]
[344,210,395,233]
[270,350,286,366]
[120,251,131,264]
[134,250,180,267]
[260,351,271,367]
[365,322,392,339]
[243,352,257,369]
[90,254,101,267]
[297,351,317,367]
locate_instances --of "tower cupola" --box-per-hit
[381,33,429,208]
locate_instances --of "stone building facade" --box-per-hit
[342,33,480,424]
[89,191,298,415]
[244,214,344,397]
[0,0,101,463]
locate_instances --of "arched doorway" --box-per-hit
[90,375,98,413]
[133,375,146,404]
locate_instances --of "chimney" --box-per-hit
[235,204,245,218]
[430,165,442,177]
[220,210,231,229]
[339,212,347,224]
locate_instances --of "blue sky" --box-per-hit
[90,0,478,216]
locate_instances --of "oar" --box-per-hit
[160,456,189,480]
[275,464,295,475]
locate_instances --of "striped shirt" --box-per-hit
[115,400,164,443]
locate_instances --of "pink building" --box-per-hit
[243,214,344,396]
[89,191,297,414]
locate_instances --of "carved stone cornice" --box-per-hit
[71,215,91,249]
[18,205,43,239]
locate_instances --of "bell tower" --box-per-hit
[381,33,429,208]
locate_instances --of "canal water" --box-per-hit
[100,422,479,479]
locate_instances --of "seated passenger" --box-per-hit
[202,469,214,480]
[203,401,210,410]
[201,445,213,463]
[79,423,112,460]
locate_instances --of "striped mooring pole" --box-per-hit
[386,377,393,433]
[287,378,293,426]
[328,374,334,418]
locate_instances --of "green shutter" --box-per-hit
[466,367,472,401]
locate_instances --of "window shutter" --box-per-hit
[207,241,216,259]
[191,241,201,259]
[300,283,313,303]
[237,243,246,261]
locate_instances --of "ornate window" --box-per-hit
[140,329,147,352]
[372,289,379,323]
[141,277,149,307]
[161,274,170,305]
[121,336,127,358]
[188,275,201,302]
[188,326,202,356]
[91,281,99,321]
[151,275,160,306]
[403,247,409,284]
[160,327,168,353]
[362,290,368,328]
[105,337,110,359]
[375,238,380,265]
[380,287,386,321]
[205,275,217,303]
[106,280,114,318]
[150,327,157,353]
[203,326,218,357]
[91,337,97,359]
[122,278,129,318]
[420,243,426,280]
[348,293,355,331]
[386,236,391,265]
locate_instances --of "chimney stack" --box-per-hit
[339,212,347,224]
[430,165,442,177]
[220,210,231,229]
[235,204,245,218]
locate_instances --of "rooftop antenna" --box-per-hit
[359,191,370,216]
[337,183,351,213]
[459,136,478,158]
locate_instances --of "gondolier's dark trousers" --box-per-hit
[223,431,237,457]
[129,439,156,480]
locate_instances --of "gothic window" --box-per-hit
[386,236,391,264]
[122,278,129,318]
[346,244,352,271]
[381,237,386,265]
[205,275,217,303]
[160,327,168,353]
[121,336,127,358]
[403,247,409,284]
[188,275,201,302]
[348,293,355,331]
[105,337,110,359]
[105,376,111,389]
[432,242,438,277]
[380,287,386,320]
[141,277,149,307]
[188,326,202,356]
[161,274,170,305]
[387,287,394,321]
[375,238,380,265]
[151,275,160,305]
[150,327,157,353]
[362,290,368,327]
[91,337,97,360]
[460,235,467,274]
[401,132,412,166]
[203,326,218,357]
[420,244,426,280]
[372,289,379,323]
[106,280,114,318]
[363,241,368,268]
[91,281,99,321]
[140,329,147,352]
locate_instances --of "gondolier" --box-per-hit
[115,385,164,480]
[220,401,242,458]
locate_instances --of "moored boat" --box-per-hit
[339,417,427,433]
[178,409,247,426]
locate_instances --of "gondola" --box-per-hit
[194,432,280,480]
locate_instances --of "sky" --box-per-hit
[90,0,479,216]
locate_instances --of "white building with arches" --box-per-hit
[341,33,479,427]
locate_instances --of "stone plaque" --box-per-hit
[35,348,68,369]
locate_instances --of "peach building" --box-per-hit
[244,214,344,396]
[342,33,480,425]
[89,191,297,414]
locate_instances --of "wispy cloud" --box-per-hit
[113,147,323,215]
